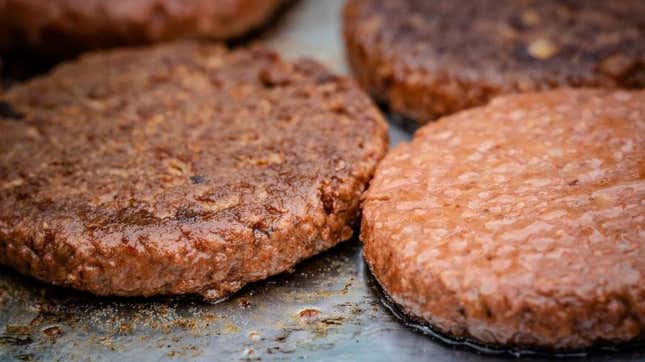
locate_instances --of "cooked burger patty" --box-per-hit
[0,0,286,55]
[343,0,645,127]
[0,41,388,299]
[361,89,645,350]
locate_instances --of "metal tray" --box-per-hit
[1,1,643,361]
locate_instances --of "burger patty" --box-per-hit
[361,89,645,350]
[0,0,287,56]
[0,41,388,299]
[343,0,645,127]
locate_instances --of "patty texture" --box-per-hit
[361,89,645,349]
[0,0,286,55]
[0,41,388,299]
[344,0,645,127]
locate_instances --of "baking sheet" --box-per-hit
[0,1,643,361]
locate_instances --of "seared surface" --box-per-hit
[0,41,388,298]
[362,89,645,349]
[0,0,285,55]
[344,0,645,126]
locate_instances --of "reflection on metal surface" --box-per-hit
[1,241,370,360]
[0,241,400,361]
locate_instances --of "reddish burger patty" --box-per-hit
[362,89,645,350]
[0,41,388,299]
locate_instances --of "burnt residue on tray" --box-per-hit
[0,239,388,360]
[2,234,644,361]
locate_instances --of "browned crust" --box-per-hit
[0,0,287,55]
[343,0,645,126]
[0,41,388,299]
[361,89,645,349]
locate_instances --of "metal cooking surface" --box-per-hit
[0,1,643,361]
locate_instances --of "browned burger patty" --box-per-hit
[0,0,286,55]
[343,0,645,127]
[0,41,388,299]
[361,89,645,350]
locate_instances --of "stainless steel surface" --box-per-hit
[0,1,643,361]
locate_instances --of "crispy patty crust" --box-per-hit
[0,41,388,299]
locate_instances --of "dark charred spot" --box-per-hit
[252,220,271,240]
[0,101,24,120]
[321,191,335,215]
[568,179,579,186]
[42,326,63,339]
[274,332,289,342]
[0,334,33,346]
[320,316,345,325]
[238,298,252,309]
[116,208,160,226]
[457,307,466,317]
[484,305,493,319]
[508,14,528,31]
[174,207,202,222]
[622,60,645,88]
[190,175,207,184]
[380,72,395,89]
[265,204,286,215]
[15,190,32,201]
[328,100,348,115]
